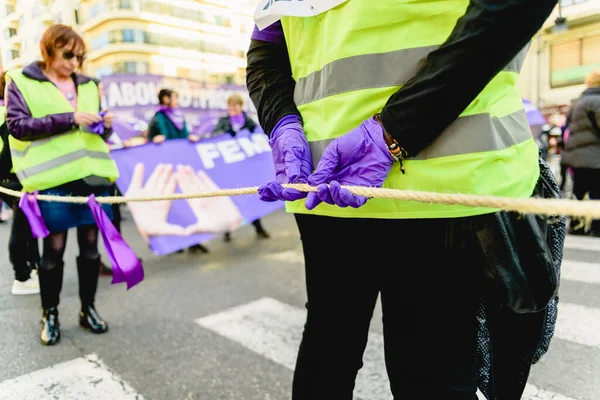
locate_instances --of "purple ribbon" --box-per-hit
[19,192,50,239]
[88,195,144,289]
[88,111,108,135]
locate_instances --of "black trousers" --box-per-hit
[571,168,600,233]
[9,202,41,282]
[252,218,266,233]
[292,214,484,400]
[111,184,122,233]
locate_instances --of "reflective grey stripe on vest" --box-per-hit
[294,45,529,106]
[10,130,88,158]
[308,109,532,166]
[15,149,112,181]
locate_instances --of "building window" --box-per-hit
[119,0,133,9]
[91,33,110,50]
[5,49,20,61]
[95,65,114,78]
[113,61,149,74]
[31,0,43,17]
[88,1,105,19]
[551,35,600,87]
[122,29,134,42]
[214,15,231,27]
[4,28,17,40]
[5,5,15,16]
[91,29,234,56]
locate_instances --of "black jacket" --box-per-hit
[562,87,600,169]
[211,112,258,137]
[0,122,22,204]
[0,122,14,181]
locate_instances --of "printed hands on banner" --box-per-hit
[125,163,242,240]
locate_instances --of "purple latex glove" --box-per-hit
[306,117,393,210]
[258,115,314,202]
[88,111,108,135]
[88,195,144,290]
[19,192,50,238]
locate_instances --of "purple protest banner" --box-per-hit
[110,129,283,255]
[101,74,257,141]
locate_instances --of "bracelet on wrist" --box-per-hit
[374,113,408,174]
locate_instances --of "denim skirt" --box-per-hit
[38,185,113,233]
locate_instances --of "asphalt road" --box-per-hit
[0,208,598,400]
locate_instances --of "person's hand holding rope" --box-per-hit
[306,116,394,209]
[258,115,313,203]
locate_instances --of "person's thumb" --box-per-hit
[307,143,339,186]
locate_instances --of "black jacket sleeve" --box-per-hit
[211,116,230,135]
[246,39,301,137]
[379,0,558,156]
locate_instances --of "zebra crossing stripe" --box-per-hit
[0,354,143,400]
[561,260,600,285]
[555,302,600,349]
[563,236,600,252]
[196,297,577,400]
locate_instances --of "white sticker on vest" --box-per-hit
[254,0,349,30]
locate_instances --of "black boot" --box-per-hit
[188,243,210,253]
[252,219,270,239]
[38,260,64,316]
[79,305,108,334]
[77,256,108,334]
[40,307,60,345]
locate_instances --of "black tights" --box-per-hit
[42,224,99,270]
[40,224,101,309]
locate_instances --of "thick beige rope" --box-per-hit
[1,183,599,218]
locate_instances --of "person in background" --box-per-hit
[6,24,118,345]
[148,89,209,253]
[148,89,200,143]
[212,94,270,242]
[561,70,600,237]
[0,71,41,295]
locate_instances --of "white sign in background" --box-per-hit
[254,0,349,30]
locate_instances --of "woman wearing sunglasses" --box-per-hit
[5,24,118,346]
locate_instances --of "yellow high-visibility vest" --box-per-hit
[281,0,539,219]
[6,70,118,192]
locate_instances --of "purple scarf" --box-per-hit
[230,113,245,133]
[157,105,185,131]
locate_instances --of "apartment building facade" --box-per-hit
[519,0,600,118]
[0,0,256,86]
[0,0,80,71]
[78,0,255,85]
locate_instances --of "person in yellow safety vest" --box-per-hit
[0,72,42,296]
[248,0,558,399]
[5,24,118,346]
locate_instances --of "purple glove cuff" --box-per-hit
[363,117,394,163]
[269,114,303,147]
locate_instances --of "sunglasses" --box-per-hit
[62,50,86,64]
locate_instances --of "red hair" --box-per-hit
[39,24,86,65]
